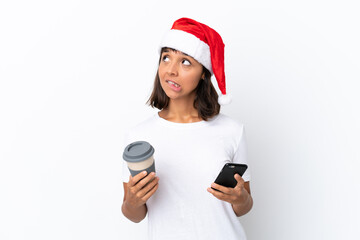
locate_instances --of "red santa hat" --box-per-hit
[159,17,231,105]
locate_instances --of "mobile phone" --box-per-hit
[213,163,248,189]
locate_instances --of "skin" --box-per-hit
[208,174,253,217]
[122,49,252,222]
[122,171,159,223]
[157,48,205,123]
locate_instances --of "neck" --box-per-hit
[159,97,202,123]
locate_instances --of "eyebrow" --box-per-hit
[162,47,190,57]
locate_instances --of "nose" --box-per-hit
[167,61,178,76]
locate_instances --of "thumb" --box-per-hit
[234,173,244,188]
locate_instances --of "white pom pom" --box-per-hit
[218,93,232,105]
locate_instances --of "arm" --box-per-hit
[230,181,253,217]
[121,171,159,223]
[207,174,253,217]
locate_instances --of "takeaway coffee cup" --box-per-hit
[123,141,155,176]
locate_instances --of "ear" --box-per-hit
[201,73,205,80]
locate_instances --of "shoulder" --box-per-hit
[210,113,245,133]
[126,114,158,133]
[122,114,159,146]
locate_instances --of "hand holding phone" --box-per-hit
[212,163,248,189]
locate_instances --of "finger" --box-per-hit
[210,183,232,195]
[137,176,159,197]
[142,182,159,202]
[133,172,157,191]
[128,171,148,187]
[234,174,245,189]
[207,187,230,202]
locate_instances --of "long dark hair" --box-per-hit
[147,47,220,121]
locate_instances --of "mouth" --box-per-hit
[165,79,182,92]
[166,80,181,88]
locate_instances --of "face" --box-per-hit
[158,48,204,101]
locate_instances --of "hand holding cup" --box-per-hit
[123,141,158,208]
[124,170,159,209]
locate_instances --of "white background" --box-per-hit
[1,0,359,239]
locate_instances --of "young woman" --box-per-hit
[121,18,253,240]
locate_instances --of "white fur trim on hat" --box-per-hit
[159,29,213,74]
[218,93,232,105]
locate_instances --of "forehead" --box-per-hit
[161,47,190,57]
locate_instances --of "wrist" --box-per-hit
[231,193,253,217]
[123,200,143,212]
[232,191,252,208]
[122,200,147,223]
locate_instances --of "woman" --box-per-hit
[122,18,253,240]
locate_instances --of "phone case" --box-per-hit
[213,163,248,188]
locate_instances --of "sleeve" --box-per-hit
[121,130,131,183]
[232,125,251,182]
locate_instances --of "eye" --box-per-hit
[162,55,169,62]
[182,59,191,66]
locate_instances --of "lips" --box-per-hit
[166,80,180,87]
[166,79,181,92]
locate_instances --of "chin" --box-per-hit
[165,93,180,100]
[162,88,180,99]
